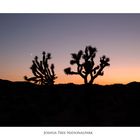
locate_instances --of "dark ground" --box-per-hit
[0,79,140,126]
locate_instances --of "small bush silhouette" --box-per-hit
[64,45,110,84]
[24,51,57,85]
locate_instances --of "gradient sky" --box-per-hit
[0,14,140,85]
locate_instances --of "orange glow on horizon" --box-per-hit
[1,63,140,85]
[1,71,140,85]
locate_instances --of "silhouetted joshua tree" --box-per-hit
[24,51,57,85]
[64,46,110,84]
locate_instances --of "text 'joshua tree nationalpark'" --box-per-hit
[64,45,110,84]
[24,51,57,85]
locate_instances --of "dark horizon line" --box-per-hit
[0,78,139,86]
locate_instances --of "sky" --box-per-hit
[0,14,140,85]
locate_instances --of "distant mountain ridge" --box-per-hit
[0,79,140,87]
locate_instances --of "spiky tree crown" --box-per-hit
[64,46,110,84]
[24,51,57,85]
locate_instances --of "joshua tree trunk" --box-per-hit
[84,76,88,84]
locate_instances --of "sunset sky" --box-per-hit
[0,14,140,85]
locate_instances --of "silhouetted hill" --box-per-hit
[0,79,140,126]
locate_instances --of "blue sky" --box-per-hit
[0,14,140,84]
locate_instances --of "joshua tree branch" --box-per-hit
[64,45,110,84]
[24,51,57,85]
